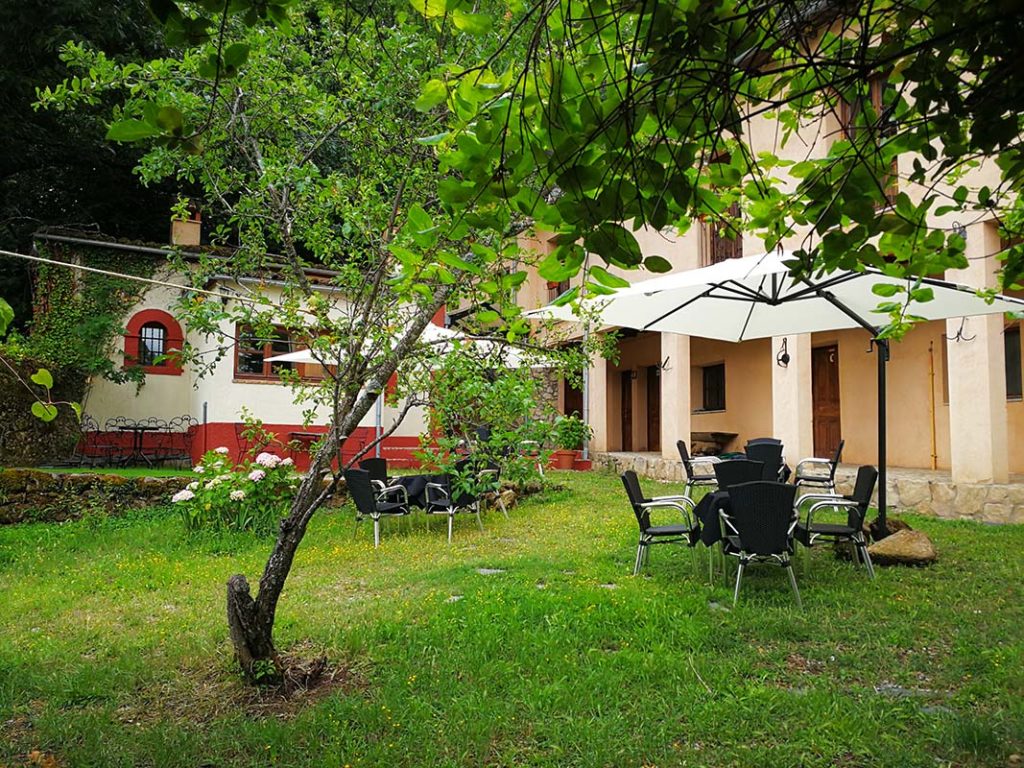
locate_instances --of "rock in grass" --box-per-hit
[867,529,937,566]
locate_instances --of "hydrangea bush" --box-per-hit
[171,448,298,535]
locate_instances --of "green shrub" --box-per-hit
[170,448,298,535]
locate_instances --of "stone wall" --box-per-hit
[593,452,1024,524]
[0,469,180,524]
[0,362,85,466]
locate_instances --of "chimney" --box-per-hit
[170,208,201,247]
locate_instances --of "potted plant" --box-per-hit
[552,414,592,470]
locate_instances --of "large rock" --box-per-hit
[867,529,937,566]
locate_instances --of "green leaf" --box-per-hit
[0,297,12,336]
[644,255,673,273]
[409,0,446,18]
[223,42,250,69]
[106,119,162,142]
[70,402,83,422]
[589,265,630,288]
[31,401,59,422]
[584,223,643,268]
[30,368,54,390]
[910,287,935,303]
[415,79,448,112]
[871,283,902,298]
[452,9,491,34]
[416,131,450,146]
[155,106,184,135]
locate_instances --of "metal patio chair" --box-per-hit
[676,440,720,500]
[795,464,877,579]
[621,470,698,576]
[345,468,411,548]
[794,439,846,495]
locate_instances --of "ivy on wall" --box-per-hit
[2,236,160,383]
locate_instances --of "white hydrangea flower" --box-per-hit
[204,480,216,490]
[214,446,230,454]
[193,465,204,473]
[230,490,246,501]
[255,452,281,468]
[187,482,199,491]
[248,469,266,482]
[171,489,195,503]
[280,457,294,467]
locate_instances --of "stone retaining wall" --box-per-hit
[0,469,180,524]
[592,452,1024,524]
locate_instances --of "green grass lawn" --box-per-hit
[32,466,194,478]
[1,471,1021,767]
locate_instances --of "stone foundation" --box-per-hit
[592,452,1024,525]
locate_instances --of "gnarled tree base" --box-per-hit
[226,574,280,684]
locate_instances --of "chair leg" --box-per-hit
[733,561,745,606]
[496,496,509,519]
[633,542,644,576]
[373,517,381,548]
[786,562,803,610]
[447,513,454,544]
[857,536,876,579]
[475,503,484,532]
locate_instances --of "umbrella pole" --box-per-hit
[875,338,889,535]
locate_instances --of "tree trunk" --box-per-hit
[224,287,452,683]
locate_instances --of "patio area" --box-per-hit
[594,451,1024,524]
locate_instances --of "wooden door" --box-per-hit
[563,378,583,418]
[646,365,661,452]
[812,345,841,457]
[620,371,633,451]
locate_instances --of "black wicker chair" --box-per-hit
[424,458,484,543]
[796,465,877,579]
[794,439,845,495]
[721,481,802,608]
[621,470,698,575]
[359,458,389,489]
[676,440,719,499]
[344,468,411,548]
[713,459,765,491]
[744,441,785,481]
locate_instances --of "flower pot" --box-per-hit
[552,449,576,470]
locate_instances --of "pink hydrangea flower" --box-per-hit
[171,489,195,503]
[280,457,294,467]
[255,452,281,468]
[214,446,230,454]
[248,469,266,482]
[230,490,246,501]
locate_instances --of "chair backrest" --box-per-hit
[359,458,388,484]
[744,442,784,480]
[726,481,798,556]
[620,471,650,531]
[676,440,697,479]
[714,459,765,491]
[745,437,782,447]
[828,439,846,480]
[845,465,878,526]
[344,469,377,515]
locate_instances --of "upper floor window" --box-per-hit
[701,203,743,265]
[838,75,898,206]
[547,279,571,301]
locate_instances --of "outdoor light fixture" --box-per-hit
[952,221,967,240]
[776,338,790,368]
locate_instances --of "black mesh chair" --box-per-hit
[713,459,765,491]
[721,481,802,608]
[744,442,785,481]
[621,470,698,575]
[794,439,845,495]
[676,440,719,499]
[425,458,484,543]
[344,468,410,548]
[796,465,877,579]
[745,436,782,447]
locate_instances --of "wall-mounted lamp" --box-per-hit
[952,221,967,241]
[776,338,791,368]
[656,355,671,373]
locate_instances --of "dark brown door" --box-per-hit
[620,371,633,451]
[563,378,583,418]
[812,345,841,457]
[646,365,661,452]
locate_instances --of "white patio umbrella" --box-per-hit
[528,250,1024,529]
